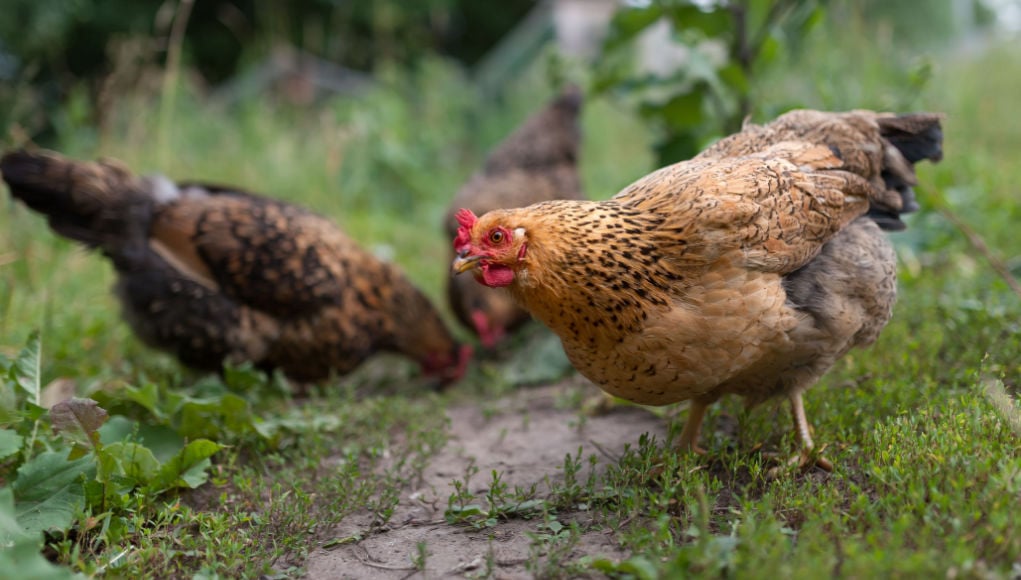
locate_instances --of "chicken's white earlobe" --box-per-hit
[514,228,528,261]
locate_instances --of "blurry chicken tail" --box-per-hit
[871,113,944,230]
[1,150,157,268]
[552,83,583,115]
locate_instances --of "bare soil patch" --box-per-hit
[305,381,667,578]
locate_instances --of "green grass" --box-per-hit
[1,23,1020,579]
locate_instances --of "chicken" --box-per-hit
[444,85,585,348]
[452,109,943,468]
[1,150,471,385]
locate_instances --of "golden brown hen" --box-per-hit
[444,85,585,347]
[452,110,943,467]
[2,150,471,385]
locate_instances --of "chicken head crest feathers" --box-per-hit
[453,208,477,252]
[451,108,944,470]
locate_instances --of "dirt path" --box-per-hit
[305,381,667,578]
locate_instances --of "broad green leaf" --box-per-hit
[718,63,750,95]
[667,5,731,38]
[97,415,136,444]
[0,537,83,580]
[801,5,825,34]
[591,555,659,580]
[745,0,776,34]
[654,131,703,166]
[50,398,109,453]
[0,364,18,425]
[149,439,223,493]
[0,428,23,461]
[178,393,252,440]
[22,403,48,422]
[2,487,83,577]
[222,362,271,392]
[99,416,184,463]
[12,451,92,534]
[97,442,160,489]
[501,327,573,386]
[603,5,664,53]
[251,418,280,441]
[754,35,781,68]
[11,331,41,404]
[0,487,30,543]
[123,382,164,420]
[134,424,186,463]
[656,86,707,128]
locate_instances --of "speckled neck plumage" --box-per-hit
[499,199,684,345]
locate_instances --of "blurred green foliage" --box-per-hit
[0,0,536,141]
[594,0,827,164]
[592,0,995,166]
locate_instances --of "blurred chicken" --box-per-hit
[453,110,943,468]
[2,150,471,385]
[444,85,585,348]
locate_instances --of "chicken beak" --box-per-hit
[451,251,482,276]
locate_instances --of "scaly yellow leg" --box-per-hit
[790,391,833,472]
[582,391,620,416]
[677,400,709,455]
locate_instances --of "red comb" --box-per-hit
[453,208,477,251]
[455,208,477,229]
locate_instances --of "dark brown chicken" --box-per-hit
[444,85,586,347]
[2,150,471,385]
[452,110,942,467]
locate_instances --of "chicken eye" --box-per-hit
[489,230,505,244]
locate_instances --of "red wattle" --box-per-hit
[480,264,514,287]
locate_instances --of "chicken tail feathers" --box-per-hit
[869,113,944,230]
[1,149,157,262]
[878,113,944,164]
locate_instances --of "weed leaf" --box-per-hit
[150,439,223,492]
[12,451,93,534]
[500,327,573,386]
[50,398,109,453]
[98,416,186,463]
[10,331,41,403]
[0,487,30,543]
[123,382,165,420]
[0,538,84,579]
[591,555,659,580]
[0,488,82,579]
[0,428,24,460]
[98,442,161,485]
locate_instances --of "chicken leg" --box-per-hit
[676,400,710,455]
[790,391,834,472]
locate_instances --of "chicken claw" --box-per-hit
[767,390,829,475]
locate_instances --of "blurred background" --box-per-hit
[0,0,1018,378]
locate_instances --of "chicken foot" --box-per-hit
[788,391,834,472]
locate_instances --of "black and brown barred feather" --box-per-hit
[1,149,470,385]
